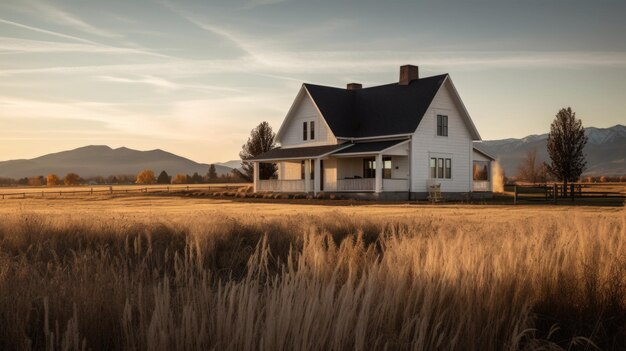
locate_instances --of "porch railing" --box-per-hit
[257,179,306,192]
[336,178,374,191]
[473,180,490,192]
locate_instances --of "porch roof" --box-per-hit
[332,139,407,155]
[248,144,351,162]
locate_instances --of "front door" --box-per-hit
[320,160,324,191]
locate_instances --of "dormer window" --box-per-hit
[303,122,308,141]
[310,121,315,140]
[437,115,448,136]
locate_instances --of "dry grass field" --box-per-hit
[0,196,624,350]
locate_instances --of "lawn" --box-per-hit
[0,196,624,350]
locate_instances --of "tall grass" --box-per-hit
[0,211,624,350]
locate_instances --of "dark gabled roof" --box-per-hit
[304,74,448,138]
[247,144,350,161]
[333,140,407,155]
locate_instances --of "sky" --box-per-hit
[1,0,625,163]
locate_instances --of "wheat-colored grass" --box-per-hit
[0,197,624,350]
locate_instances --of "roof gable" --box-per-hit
[304,74,448,138]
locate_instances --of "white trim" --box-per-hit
[444,76,481,140]
[275,85,338,145]
[251,144,353,162]
[472,146,496,161]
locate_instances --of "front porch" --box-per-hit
[252,140,411,195]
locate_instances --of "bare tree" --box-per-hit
[237,121,277,181]
[516,148,540,183]
[546,107,588,195]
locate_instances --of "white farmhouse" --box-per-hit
[250,65,495,200]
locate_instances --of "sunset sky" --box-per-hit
[1,0,625,163]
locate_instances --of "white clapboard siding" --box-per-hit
[279,93,337,148]
[383,178,410,191]
[278,161,302,180]
[411,80,473,193]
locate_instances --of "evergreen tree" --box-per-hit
[157,170,171,184]
[546,107,588,195]
[207,164,218,180]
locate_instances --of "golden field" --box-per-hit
[0,195,624,350]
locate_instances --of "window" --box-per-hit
[363,157,375,178]
[437,158,444,178]
[473,161,489,181]
[430,157,452,179]
[437,115,448,136]
[303,122,308,141]
[383,157,392,179]
[310,121,315,140]
[430,158,437,178]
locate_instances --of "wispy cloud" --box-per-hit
[0,19,172,59]
[96,75,241,95]
[27,0,121,38]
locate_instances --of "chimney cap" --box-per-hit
[399,65,419,85]
[347,83,362,90]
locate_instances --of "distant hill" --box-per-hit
[0,145,233,178]
[476,125,626,177]
[215,160,243,171]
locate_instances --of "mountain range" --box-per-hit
[0,145,234,179]
[0,125,623,179]
[476,124,626,177]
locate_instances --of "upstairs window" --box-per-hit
[310,121,315,140]
[303,122,308,141]
[437,115,448,136]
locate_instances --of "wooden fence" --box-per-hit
[0,184,243,200]
[509,183,625,205]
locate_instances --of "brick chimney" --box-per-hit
[399,65,419,85]
[347,83,362,90]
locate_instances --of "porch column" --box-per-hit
[375,153,383,193]
[253,161,259,192]
[314,158,321,195]
[304,159,311,193]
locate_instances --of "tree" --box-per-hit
[517,148,541,183]
[238,121,277,181]
[47,174,60,186]
[135,169,156,184]
[172,174,187,184]
[157,170,171,184]
[207,164,218,180]
[191,172,202,184]
[64,173,81,186]
[28,176,43,186]
[546,107,588,195]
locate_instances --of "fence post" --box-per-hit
[42,191,44,198]
[23,192,26,199]
[570,183,575,201]
[186,185,189,191]
[553,184,557,204]
[109,186,113,195]
[90,188,93,195]
[513,185,517,205]
[167,186,169,193]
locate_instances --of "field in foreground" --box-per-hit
[0,197,624,350]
